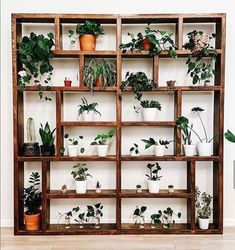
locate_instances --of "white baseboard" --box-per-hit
[224,219,235,226]
[1,220,13,227]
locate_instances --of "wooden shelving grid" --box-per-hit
[12,13,226,235]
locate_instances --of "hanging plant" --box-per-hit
[18,32,54,100]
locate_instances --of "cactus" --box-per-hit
[26,117,36,142]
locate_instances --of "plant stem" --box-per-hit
[187,125,203,143]
[197,112,208,143]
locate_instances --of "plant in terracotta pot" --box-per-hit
[71,163,91,194]
[64,133,85,157]
[23,117,40,156]
[23,172,42,231]
[64,77,72,87]
[120,25,177,58]
[90,129,115,157]
[142,137,172,156]
[196,186,212,230]
[68,20,104,51]
[145,162,162,193]
[130,143,140,156]
[18,32,54,101]
[77,98,101,121]
[84,59,116,90]
[133,206,147,228]
[39,122,56,156]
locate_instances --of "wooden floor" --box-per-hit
[1,227,235,250]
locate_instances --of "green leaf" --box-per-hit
[225,130,235,143]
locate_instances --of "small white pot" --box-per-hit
[154,145,165,156]
[130,150,140,157]
[82,111,94,121]
[183,144,196,156]
[96,188,101,193]
[97,145,109,157]
[198,217,209,230]
[197,142,212,156]
[75,180,87,194]
[142,108,158,121]
[67,145,78,157]
[148,180,160,193]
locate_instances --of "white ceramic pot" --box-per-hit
[198,217,209,230]
[97,145,109,157]
[183,144,196,156]
[142,108,158,121]
[96,188,101,193]
[82,111,94,121]
[67,145,78,157]
[75,180,87,194]
[148,180,160,193]
[154,145,165,156]
[130,150,140,156]
[197,142,212,156]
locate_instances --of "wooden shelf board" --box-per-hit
[121,155,220,161]
[53,50,117,58]
[121,121,175,126]
[47,189,117,199]
[195,224,221,234]
[121,189,190,198]
[61,121,117,127]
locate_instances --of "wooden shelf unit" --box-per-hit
[12,13,225,235]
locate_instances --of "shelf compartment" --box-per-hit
[121,155,220,161]
[195,224,221,234]
[121,189,190,198]
[47,189,117,199]
[61,121,117,127]
[121,121,175,127]
[46,223,117,235]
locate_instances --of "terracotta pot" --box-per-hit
[79,34,96,51]
[25,211,41,231]
[166,80,176,88]
[64,80,72,87]
[95,76,104,88]
[142,38,152,50]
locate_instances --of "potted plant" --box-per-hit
[86,203,104,229]
[95,181,101,193]
[64,77,72,87]
[192,107,213,156]
[23,172,42,231]
[71,163,91,194]
[139,99,162,121]
[120,25,177,58]
[142,137,172,156]
[145,162,162,193]
[84,59,116,90]
[166,80,176,88]
[68,20,104,51]
[152,207,181,229]
[39,122,56,156]
[196,186,213,230]
[183,30,217,85]
[133,206,147,228]
[168,185,174,193]
[64,133,85,157]
[176,116,202,156]
[90,129,115,157]
[74,211,86,229]
[77,98,101,121]
[23,117,40,156]
[136,184,142,193]
[18,32,54,101]
[57,208,76,229]
[130,143,140,156]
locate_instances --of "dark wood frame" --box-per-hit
[12,13,225,235]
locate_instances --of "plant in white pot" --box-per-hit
[71,163,91,194]
[129,143,140,156]
[77,98,101,121]
[196,186,213,230]
[139,99,162,121]
[145,162,162,193]
[142,137,172,156]
[90,129,115,157]
[191,107,213,156]
[64,133,85,157]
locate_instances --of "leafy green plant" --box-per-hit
[86,203,104,219]
[39,122,56,146]
[145,162,162,181]
[84,59,116,90]
[90,129,115,145]
[142,137,172,149]
[225,130,235,143]
[139,100,162,110]
[195,186,212,219]
[77,98,101,117]
[133,206,147,223]
[71,163,91,181]
[18,32,54,100]
[68,20,104,43]
[130,143,139,155]
[120,25,177,57]
[184,30,217,85]
[24,172,42,215]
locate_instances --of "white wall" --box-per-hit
[1,0,235,227]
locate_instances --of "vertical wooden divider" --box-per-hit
[174,90,182,156]
[42,161,50,232]
[116,17,122,230]
[54,18,62,50]
[176,17,183,49]
[79,55,85,87]
[56,91,63,155]
[187,161,196,231]
[153,56,159,83]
